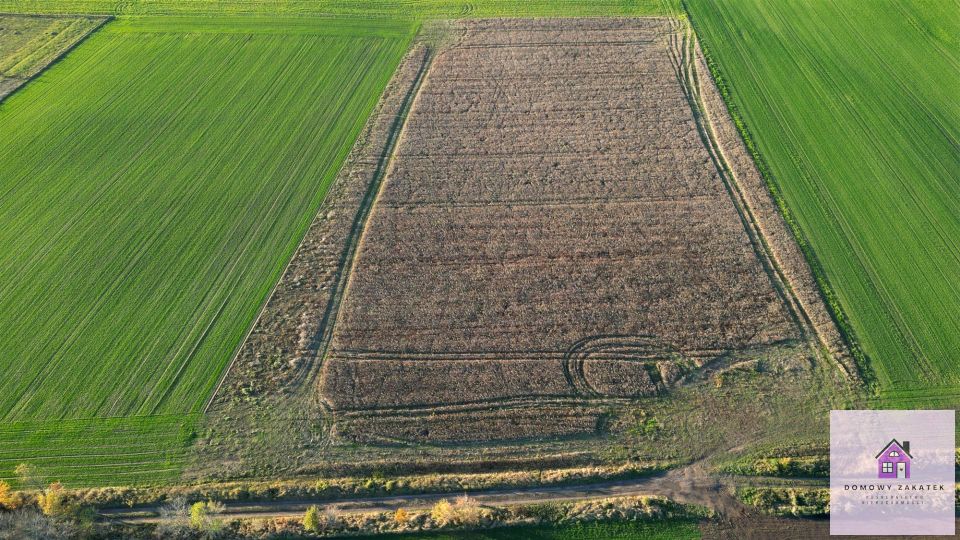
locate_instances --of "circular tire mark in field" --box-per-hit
[563,335,683,398]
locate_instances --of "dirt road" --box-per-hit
[100,464,750,523]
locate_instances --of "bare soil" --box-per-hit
[319,18,818,441]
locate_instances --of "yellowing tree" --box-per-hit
[38,482,65,516]
[0,480,16,509]
[430,499,454,526]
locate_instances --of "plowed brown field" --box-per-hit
[319,19,805,441]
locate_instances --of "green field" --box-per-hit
[686,0,960,404]
[0,415,197,486]
[0,16,413,484]
[0,0,680,18]
[369,520,701,539]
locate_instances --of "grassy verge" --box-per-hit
[736,487,828,518]
[0,14,105,79]
[36,462,672,509]
[0,415,197,488]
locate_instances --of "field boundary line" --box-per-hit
[673,24,807,337]
[0,14,111,104]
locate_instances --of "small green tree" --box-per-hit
[13,463,41,491]
[189,500,225,533]
[303,505,321,532]
[189,501,207,528]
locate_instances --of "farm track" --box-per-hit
[200,44,433,412]
[672,17,857,379]
[100,462,750,523]
[672,21,807,350]
[331,334,795,417]
[684,0,960,396]
[307,48,435,400]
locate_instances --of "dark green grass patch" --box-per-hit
[685,0,960,403]
[364,519,701,539]
[0,415,197,487]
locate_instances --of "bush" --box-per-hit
[13,463,40,491]
[189,500,225,533]
[393,508,410,525]
[303,505,320,533]
[38,482,66,517]
[0,481,15,510]
[430,495,484,527]
[430,499,455,526]
[303,505,338,533]
[156,497,191,538]
[523,502,564,522]
[453,495,483,526]
[0,508,76,539]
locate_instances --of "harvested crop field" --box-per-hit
[316,18,828,441]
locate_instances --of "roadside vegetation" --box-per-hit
[10,462,671,510]
[0,477,706,539]
[685,0,960,406]
[175,495,704,538]
[736,486,828,518]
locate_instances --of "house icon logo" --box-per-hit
[876,439,911,479]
